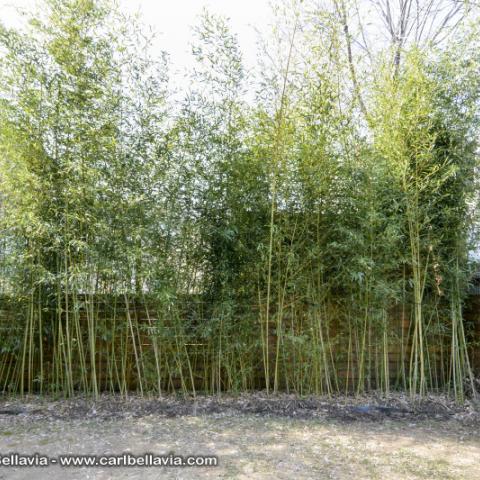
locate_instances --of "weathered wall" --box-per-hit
[1,293,479,392]
[465,294,480,374]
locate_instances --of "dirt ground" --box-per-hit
[0,393,479,479]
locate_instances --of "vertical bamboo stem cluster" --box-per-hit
[0,0,478,401]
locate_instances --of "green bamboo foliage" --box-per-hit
[0,0,479,401]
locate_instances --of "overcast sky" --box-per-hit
[2,0,272,79]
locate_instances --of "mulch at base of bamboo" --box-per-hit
[1,392,478,424]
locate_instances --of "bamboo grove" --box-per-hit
[0,0,480,401]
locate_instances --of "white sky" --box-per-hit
[1,0,272,78]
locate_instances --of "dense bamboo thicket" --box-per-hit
[1,0,480,401]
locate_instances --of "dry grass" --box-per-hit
[0,394,479,479]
